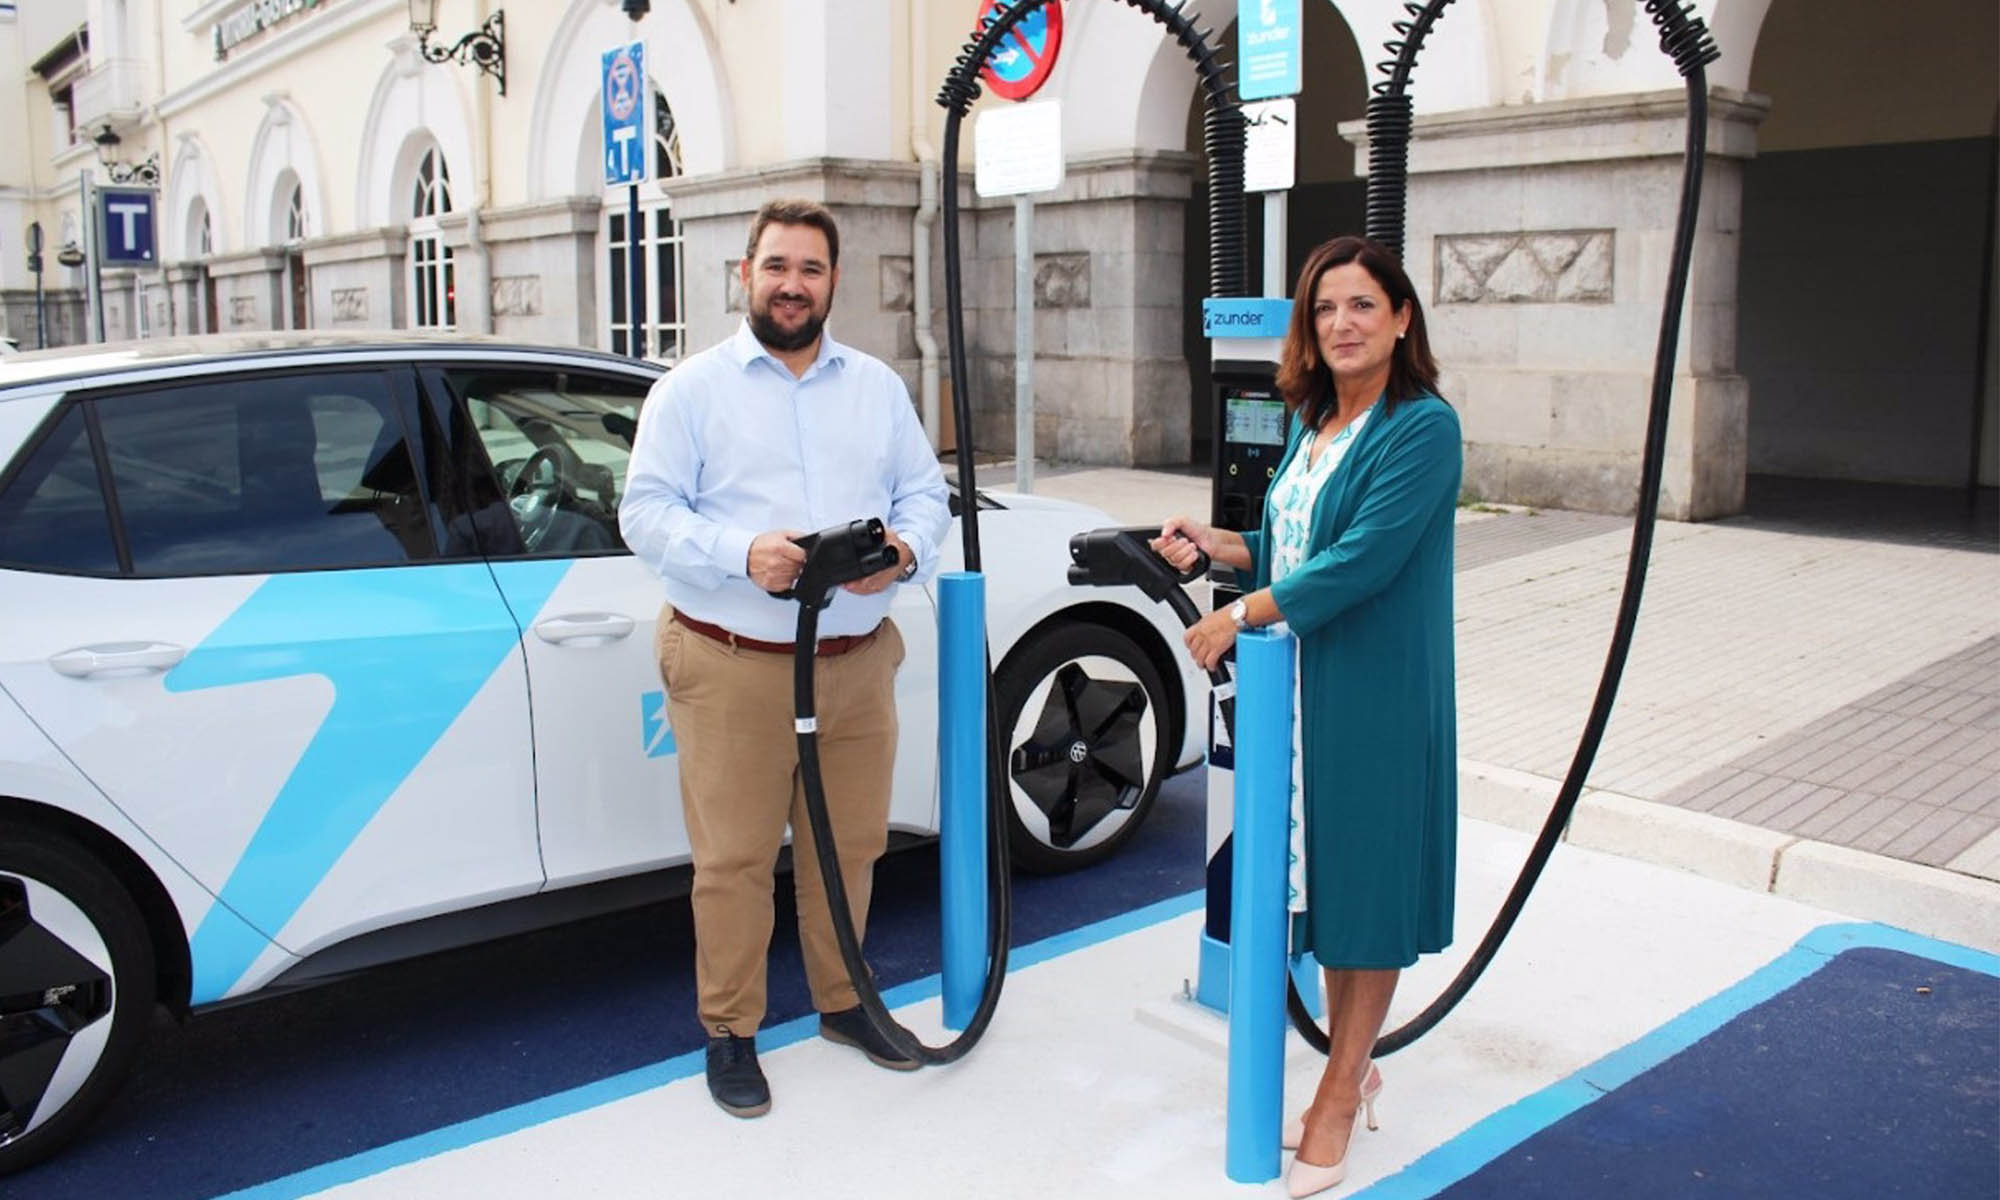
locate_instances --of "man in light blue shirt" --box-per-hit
[621,199,949,1119]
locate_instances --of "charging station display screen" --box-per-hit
[1224,395,1288,447]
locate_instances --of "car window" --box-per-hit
[95,370,433,575]
[440,368,648,557]
[0,404,120,574]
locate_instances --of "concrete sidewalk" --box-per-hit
[970,461,2000,953]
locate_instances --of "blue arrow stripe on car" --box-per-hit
[170,562,570,1003]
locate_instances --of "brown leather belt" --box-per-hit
[671,611,880,658]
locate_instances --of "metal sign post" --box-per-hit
[602,41,650,357]
[26,221,46,349]
[974,99,1064,494]
[80,171,103,343]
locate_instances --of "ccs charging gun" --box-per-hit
[772,518,901,609]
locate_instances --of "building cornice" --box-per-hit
[478,197,606,244]
[157,0,401,122]
[299,226,406,266]
[1337,87,1772,176]
[204,248,287,277]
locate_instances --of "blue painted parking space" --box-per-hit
[1367,924,2000,1200]
[14,772,1207,1200]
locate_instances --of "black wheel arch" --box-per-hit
[0,796,193,1020]
[998,600,1187,771]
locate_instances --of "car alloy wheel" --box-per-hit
[0,827,155,1176]
[995,623,1170,874]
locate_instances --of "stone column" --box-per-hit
[1346,89,1769,520]
[301,229,407,331]
[967,151,1196,467]
[480,197,603,346]
[661,158,925,382]
[204,249,287,331]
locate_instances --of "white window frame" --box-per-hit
[408,147,456,331]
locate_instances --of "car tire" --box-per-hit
[0,823,156,1177]
[994,622,1171,874]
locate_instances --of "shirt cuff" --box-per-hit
[716,526,758,581]
[893,528,934,585]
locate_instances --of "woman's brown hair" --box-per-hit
[1274,235,1440,430]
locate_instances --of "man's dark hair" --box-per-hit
[745,198,840,268]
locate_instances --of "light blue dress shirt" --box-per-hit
[620,320,951,643]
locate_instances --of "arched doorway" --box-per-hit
[1182,1,1369,463]
[1738,0,1998,530]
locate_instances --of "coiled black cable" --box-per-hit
[1280,0,1723,1058]
[939,0,1249,572]
[783,0,1255,1068]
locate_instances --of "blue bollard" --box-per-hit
[1226,628,1295,1183]
[939,571,988,1030]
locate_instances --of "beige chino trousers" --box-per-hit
[657,608,904,1036]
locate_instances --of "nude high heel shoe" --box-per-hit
[1282,1063,1382,1150]
[1285,1154,1347,1199]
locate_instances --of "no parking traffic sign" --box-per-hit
[602,42,649,186]
[974,0,1063,102]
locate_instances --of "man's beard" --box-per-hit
[749,293,829,352]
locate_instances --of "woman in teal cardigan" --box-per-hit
[1154,236,1460,1198]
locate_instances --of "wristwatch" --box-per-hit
[1229,598,1250,631]
[897,545,919,582]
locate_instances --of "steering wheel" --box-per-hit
[506,444,578,552]
[508,444,571,501]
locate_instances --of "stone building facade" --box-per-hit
[1,0,1993,518]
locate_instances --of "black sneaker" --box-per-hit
[818,1005,921,1071]
[704,1029,771,1117]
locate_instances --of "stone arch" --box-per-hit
[355,45,477,229]
[527,0,733,200]
[165,134,225,261]
[1056,0,1502,157]
[244,96,327,249]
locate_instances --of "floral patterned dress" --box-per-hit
[1265,406,1371,913]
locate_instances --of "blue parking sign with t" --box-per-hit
[98,187,157,265]
[602,42,649,186]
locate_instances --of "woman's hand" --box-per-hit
[1184,606,1238,672]
[1151,515,1251,573]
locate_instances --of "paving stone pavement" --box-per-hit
[983,462,2000,889]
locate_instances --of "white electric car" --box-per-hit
[0,333,1203,1172]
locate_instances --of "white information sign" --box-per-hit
[974,100,1064,198]
[1243,98,1297,194]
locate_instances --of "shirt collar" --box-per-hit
[729,319,849,378]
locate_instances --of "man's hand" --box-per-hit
[748,530,809,592]
[842,528,912,596]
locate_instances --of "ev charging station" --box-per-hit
[1190,0,1316,1022]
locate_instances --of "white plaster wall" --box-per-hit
[355,48,475,229]
[164,134,226,260]
[526,0,733,200]
[244,96,327,247]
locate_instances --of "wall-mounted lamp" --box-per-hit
[92,124,161,187]
[56,242,86,269]
[408,1,507,95]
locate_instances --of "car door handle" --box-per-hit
[532,613,636,645]
[49,641,189,678]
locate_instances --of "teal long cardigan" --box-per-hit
[1238,392,1462,969]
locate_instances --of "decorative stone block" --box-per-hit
[491,276,542,317]
[1437,230,1615,304]
[230,296,257,327]
[1033,252,1090,309]
[879,255,913,312]
[724,260,745,313]
[332,287,368,322]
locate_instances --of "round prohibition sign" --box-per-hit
[975,0,1064,102]
[606,48,641,122]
